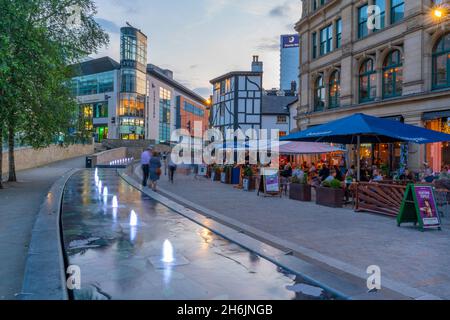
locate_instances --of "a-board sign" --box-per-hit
[397,184,442,231]
[258,168,281,197]
[198,165,207,176]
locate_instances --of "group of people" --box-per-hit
[141,147,178,191]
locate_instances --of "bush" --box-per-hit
[322,179,342,189]
[243,166,253,177]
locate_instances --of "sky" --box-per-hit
[92,0,303,98]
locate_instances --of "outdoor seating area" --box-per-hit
[198,114,450,227]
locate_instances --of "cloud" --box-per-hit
[96,18,120,34]
[269,5,288,17]
[193,87,212,98]
[255,37,280,52]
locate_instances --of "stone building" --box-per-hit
[295,0,450,172]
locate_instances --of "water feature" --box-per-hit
[62,169,337,300]
[112,196,118,208]
[98,181,102,193]
[162,239,175,264]
[129,210,138,227]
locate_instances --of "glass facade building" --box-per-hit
[119,26,148,140]
[71,71,115,96]
[280,35,300,91]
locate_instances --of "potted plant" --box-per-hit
[289,174,311,202]
[221,165,233,184]
[243,167,256,191]
[211,165,221,181]
[316,179,344,208]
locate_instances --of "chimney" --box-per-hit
[291,81,297,94]
[251,55,263,73]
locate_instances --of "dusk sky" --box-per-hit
[93,0,303,98]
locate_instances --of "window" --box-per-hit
[93,102,108,118]
[121,69,136,92]
[277,115,287,124]
[358,5,369,39]
[373,0,386,31]
[336,19,342,49]
[329,70,341,108]
[433,34,450,89]
[314,75,326,111]
[312,32,317,59]
[313,0,326,10]
[383,50,403,98]
[159,88,172,143]
[359,59,377,102]
[320,25,333,56]
[220,80,226,95]
[184,102,205,117]
[390,0,404,24]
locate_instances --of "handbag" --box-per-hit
[156,168,162,176]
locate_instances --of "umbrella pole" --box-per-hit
[357,135,361,182]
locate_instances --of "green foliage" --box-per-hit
[292,174,308,185]
[0,0,109,180]
[243,166,253,177]
[322,179,342,189]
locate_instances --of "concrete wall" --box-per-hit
[91,147,127,166]
[1,143,94,177]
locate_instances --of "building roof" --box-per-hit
[210,71,262,84]
[147,64,208,106]
[72,57,120,77]
[261,95,298,115]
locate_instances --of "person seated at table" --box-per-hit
[322,170,337,185]
[310,162,317,175]
[334,165,343,181]
[281,163,293,178]
[400,168,415,181]
[292,166,305,181]
[371,172,384,182]
[319,164,330,182]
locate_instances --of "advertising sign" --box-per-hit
[397,185,442,231]
[198,165,207,176]
[282,35,300,48]
[414,186,441,227]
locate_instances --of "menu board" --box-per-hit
[264,169,280,193]
[414,186,441,227]
[397,185,442,231]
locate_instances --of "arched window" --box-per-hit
[359,59,376,103]
[329,70,341,108]
[433,33,450,89]
[314,75,325,111]
[383,50,403,98]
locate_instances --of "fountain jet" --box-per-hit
[162,240,175,264]
[112,196,118,208]
[130,210,138,227]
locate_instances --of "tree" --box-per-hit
[0,0,109,182]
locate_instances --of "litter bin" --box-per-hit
[232,167,241,185]
[86,157,93,168]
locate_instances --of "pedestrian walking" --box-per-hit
[149,151,162,191]
[141,146,152,187]
[168,156,177,184]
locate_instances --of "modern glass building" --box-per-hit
[71,57,120,142]
[119,25,148,140]
[280,35,300,92]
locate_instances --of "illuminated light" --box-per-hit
[434,8,443,19]
[112,196,118,208]
[130,210,138,227]
[162,240,175,264]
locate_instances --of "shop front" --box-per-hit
[424,111,450,173]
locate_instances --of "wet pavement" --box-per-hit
[61,169,336,300]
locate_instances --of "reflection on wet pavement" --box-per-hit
[62,169,336,300]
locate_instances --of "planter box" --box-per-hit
[289,183,311,202]
[316,187,344,208]
[221,169,233,184]
[243,176,256,191]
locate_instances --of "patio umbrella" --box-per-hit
[247,141,345,154]
[281,113,450,181]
